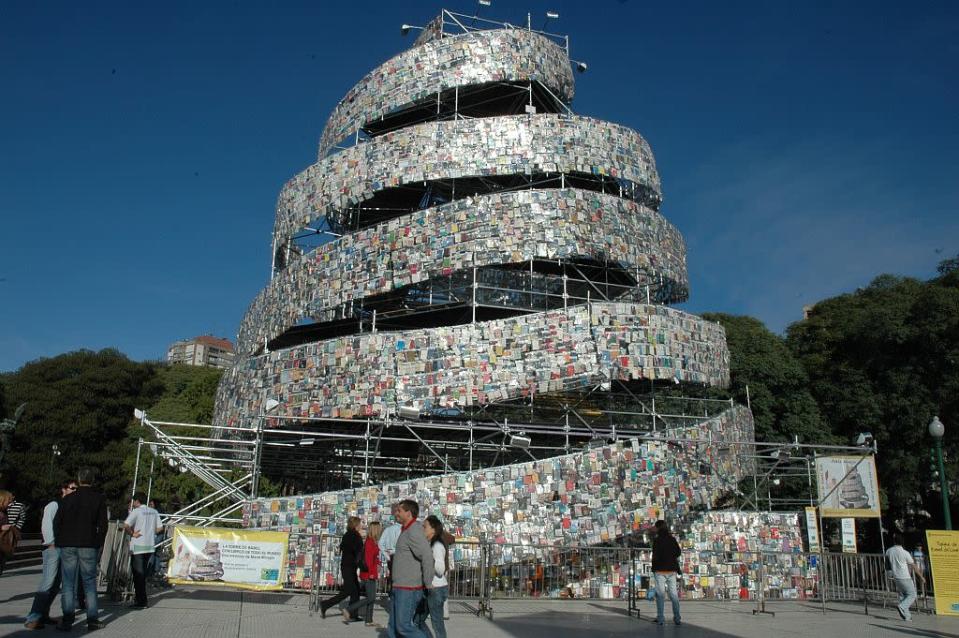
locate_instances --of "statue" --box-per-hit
[0,403,26,471]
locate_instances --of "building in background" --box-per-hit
[167,335,235,369]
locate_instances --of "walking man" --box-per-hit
[379,503,402,583]
[386,499,433,638]
[24,481,77,629]
[53,467,108,631]
[124,492,162,609]
[885,534,924,621]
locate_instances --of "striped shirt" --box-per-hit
[6,501,27,530]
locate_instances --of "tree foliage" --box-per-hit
[0,349,164,518]
[787,271,959,529]
[702,313,826,444]
[0,353,227,524]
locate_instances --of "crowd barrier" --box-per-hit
[98,527,931,620]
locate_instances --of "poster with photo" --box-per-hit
[815,456,881,518]
[168,526,289,591]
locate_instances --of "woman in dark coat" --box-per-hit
[651,519,682,626]
[320,516,364,619]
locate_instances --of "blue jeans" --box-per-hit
[346,579,378,623]
[60,547,98,625]
[414,585,448,638]
[387,588,428,638]
[26,546,61,623]
[654,572,681,624]
[895,577,917,620]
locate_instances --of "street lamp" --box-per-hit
[48,444,61,481]
[929,416,952,530]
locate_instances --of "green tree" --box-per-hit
[1,349,164,517]
[787,273,959,529]
[702,313,826,444]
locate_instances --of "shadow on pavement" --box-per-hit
[868,623,959,638]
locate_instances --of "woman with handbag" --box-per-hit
[344,521,382,626]
[319,516,364,620]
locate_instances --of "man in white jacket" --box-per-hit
[24,480,77,630]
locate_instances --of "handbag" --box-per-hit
[0,527,21,557]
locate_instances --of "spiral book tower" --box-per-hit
[213,11,748,494]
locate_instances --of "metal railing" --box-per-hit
[110,529,932,621]
[820,552,930,613]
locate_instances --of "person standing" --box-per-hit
[53,467,108,632]
[651,519,682,626]
[24,481,77,629]
[5,493,27,531]
[414,515,449,638]
[145,499,165,582]
[379,503,402,583]
[319,516,364,620]
[345,521,382,627]
[124,492,162,609]
[885,534,924,621]
[0,490,26,575]
[386,499,433,638]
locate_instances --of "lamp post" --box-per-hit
[48,443,61,481]
[929,416,952,530]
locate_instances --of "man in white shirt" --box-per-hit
[124,493,162,609]
[885,534,925,621]
[24,481,77,629]
[378,503,402,584]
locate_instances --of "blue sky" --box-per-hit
[1,1,956,372]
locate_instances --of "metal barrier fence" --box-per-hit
[820,552,930,614]
[96,529,932,620]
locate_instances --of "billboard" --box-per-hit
[926,530,959,616]
[168,526,289,591]
[815,455,881,518]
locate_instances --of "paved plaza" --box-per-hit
[0,566,957,638]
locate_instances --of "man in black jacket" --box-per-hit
[53,467,108,632]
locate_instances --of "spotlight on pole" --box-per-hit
[400,24,424,36]
[570,59,588,73]
[509,433,531,449]
[397,405,422,420]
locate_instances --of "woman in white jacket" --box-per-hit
[415,515,449,638]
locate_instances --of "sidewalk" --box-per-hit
[1,566,957,637]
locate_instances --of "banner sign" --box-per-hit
[926,530,959,616]
[841,518,857,553]
[168,526,289,591]
[815,455,881,518]
[804,507,820,553]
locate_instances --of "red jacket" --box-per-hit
[359,537,380,581]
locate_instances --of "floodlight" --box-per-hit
[397,406,421,420]
[133,408,145,420]
[509,433,531,449]
[264,398,281,413]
